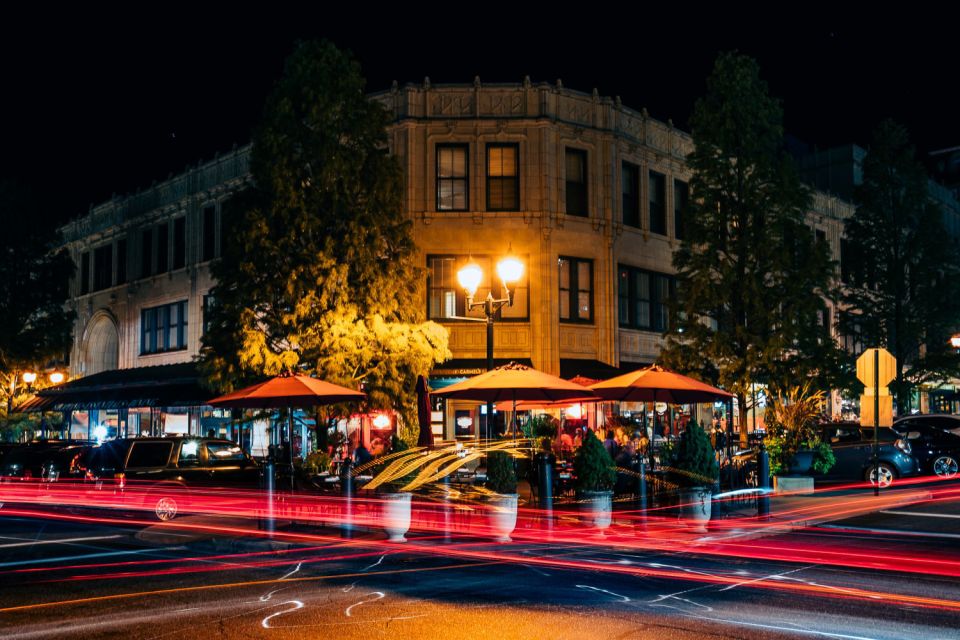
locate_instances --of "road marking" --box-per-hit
[361,554,386,572]
[576,585,630,602]
[880,509,960,519]
[280,562,302,580]
[345,591,385,617]
[261,600,304,628]
[719,564,816,592]
[819,524,960,540]
[0,535,122,549]
[0,546,181,569]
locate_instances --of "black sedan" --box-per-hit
[892,416,960,478]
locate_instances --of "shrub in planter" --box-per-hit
[573,430,617,493]
[525,414,559,452]
[668,420,719,488]
[764,384,835,477]
[486,451,518,495]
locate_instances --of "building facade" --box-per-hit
[59,81,851,441]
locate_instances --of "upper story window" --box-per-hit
[202,205,218,262]
[558,256,593,323]
[565,148,588,217]
[79,251,90,295]
[622,162,640,228]
[173,217,186,270]
[202,294,215,336]
[618,265,674,332]
[649,170,667,235]
[116,238,127,285]
[486,144,519,211]
[141,228,153,278]
[93,244,113,292]
[140,300,188,355]
[674,179,689,240]
[427,254,529,321]
[437,144,469,211]
[156,222,169,274]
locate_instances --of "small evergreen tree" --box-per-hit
[486,451,517,495]
[574,430,616,493]
[668,421,719,488]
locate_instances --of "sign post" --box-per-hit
[855,348,896,496]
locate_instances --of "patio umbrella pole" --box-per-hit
[288,404,295,490]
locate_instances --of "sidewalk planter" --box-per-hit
[678,486,712,532]
[581,490,613,531]
[788,451,814,475]
[773,475,815,495]
[382,491,412,542]
[487,493,519,542]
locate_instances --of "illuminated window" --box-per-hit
[559,257,593,323]
[486,144,519,211]
[565,148,588,216]
[437,144,468,211]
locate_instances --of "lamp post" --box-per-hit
[457,251,524,441]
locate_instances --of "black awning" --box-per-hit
[559,358,642,381]
[28,362,214,411]
[430,358,534,377]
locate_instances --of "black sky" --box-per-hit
[1,10,955,223]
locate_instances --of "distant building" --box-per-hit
[55,80,851,444]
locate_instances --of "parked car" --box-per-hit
[87,437,261,521]
[817,424,920,487]
[894,414,960,438]
[891,416,960,477]
[0,440,92,481]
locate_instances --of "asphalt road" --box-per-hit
[2,505,960,640]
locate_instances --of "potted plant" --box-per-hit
[525,414,559,452]
[573,430,617,531]
[485,449,519,542]
[667,420,718,532]
[764,385,836,494]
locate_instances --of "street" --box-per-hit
[3,490,960,640]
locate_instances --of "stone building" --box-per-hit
[55,80,851,443]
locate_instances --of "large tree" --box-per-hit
[840,120,960,411]
[0,180,74,418]
[659,52,845,429]
[200,40,450,437]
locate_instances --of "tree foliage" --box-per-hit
[839,120,960,410]
[573,430,616,493]
[0,181,74,419]
[659,52,845,423]
[200,40,450,432]
[667,420,719,488]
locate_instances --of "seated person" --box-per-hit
[352,441,374,467]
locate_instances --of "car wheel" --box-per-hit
[866,463,896,488]
[933,455,959,478]
[152,495,178,522]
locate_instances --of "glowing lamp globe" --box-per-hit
[22,372,37,384]
[497,255,524,284]
[49,371,65,384]
[372,414,391,429]
[951,334,960,349]
[457,261,483,296]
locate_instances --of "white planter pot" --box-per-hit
[581,490,613,531]
[382,492,412,542]
[487,493,519,542]
[678,487,712,533]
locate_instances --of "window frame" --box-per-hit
[426,254,530,322]
[485,143,520,212]
[140,300,188,355]
[622,162,640,228]
[673,179,689,240]
[648,170,667,235]
[172,216,186,270]
[436,143,470,212]
[558,256,594,324]
[617,264,675,332]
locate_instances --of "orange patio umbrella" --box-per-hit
[207,373,365,409]
[589,364,733,404]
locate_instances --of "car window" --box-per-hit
[205,442,247,466]
[126,442,173,468]
[178,440,202,467]
[832,428,861,444]
[861,428,899,442]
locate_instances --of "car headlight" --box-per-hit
[895,439,911,454]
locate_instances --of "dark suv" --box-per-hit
[818,424,920,487]
[1,440,92,481]
[88,437,260,521]
[892,416,960,478]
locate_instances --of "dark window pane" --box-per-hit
[141,300,188,354]
[80,251,90,294]
[93,245,112,291]
[649,171,666,235]
[622,162,640,227]
[116,239,127,285]
[202,205,216,262]
[565,149,588,216]
[156,223,168,273]
[437,145,469,211]
[173,217,186,270]
[126,442,173,468]
[674,180,688,240]
[141,228,153,277]
[487,144,519,211]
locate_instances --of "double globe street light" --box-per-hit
[456,250,524,440]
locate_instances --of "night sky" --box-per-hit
[1,10,955,224]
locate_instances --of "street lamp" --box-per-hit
[950,334,960,350]
[457,250,524,440]
[48,371,65,385]
[22,371,37,385]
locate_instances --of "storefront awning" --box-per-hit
[430,358,533,377]
[21,363,213,411]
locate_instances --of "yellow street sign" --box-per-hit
[860,393,893,427]
[856,348,896,388]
